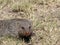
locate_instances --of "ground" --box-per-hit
[0,0,60,45]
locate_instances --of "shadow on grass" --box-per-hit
[18,35,31,43]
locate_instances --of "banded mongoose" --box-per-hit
[0,19,33,39]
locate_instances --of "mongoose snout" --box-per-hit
[24,32,31,36]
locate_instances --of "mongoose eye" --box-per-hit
[21,27,24,29]
[29,26,31,29]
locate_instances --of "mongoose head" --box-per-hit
[18,19,33,37]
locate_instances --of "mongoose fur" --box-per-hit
[0,18,33,39]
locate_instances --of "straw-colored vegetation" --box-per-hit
[0,0,60,45]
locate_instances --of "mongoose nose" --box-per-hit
[25,32,30,36]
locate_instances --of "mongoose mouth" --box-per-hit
[18,31,32,37]
[24,32,31,37]
[18,32,31,43]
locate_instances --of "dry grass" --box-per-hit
[0,0,60,45]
